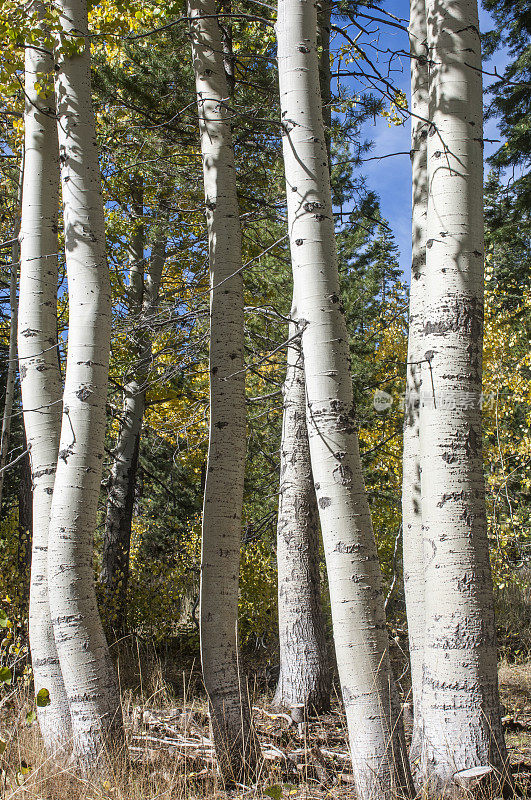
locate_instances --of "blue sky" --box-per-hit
[346,0,509,280]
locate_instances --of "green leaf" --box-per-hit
[36,688,50,707]
[25,710,36,725]
[0,610,9,628]
[0,667,12,684]
[265,786,283,800]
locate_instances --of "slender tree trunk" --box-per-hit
[100,188,145,636]
[417,0,507,788]
[18,19,72,749]
[101,429,140,637]
[276,1,413,797]
[218,0,235,95]
[188,0,258,779]
[17,440,32,604]
[274,317,330,713]
[402,0,429,772]
[274,0,332,716]
[101,194,166,637]
[48,0,123,766]
[0,165,23,512]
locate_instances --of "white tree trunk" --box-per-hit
[274,7,332,713]
[47,0,123,766]
[0,164,22,511]
[273,317,330,713]
[102,196,166,634]
[277,1,413,797]
[402,0,429,771]
[418,0,506,787]
[188,0,257,779]
[18,21,72,749]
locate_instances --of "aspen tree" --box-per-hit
[18,8,72,747]
[0,258,17,512]
[402,0,428,769]
[417,0,507,787]
[0,164,22,512]
[274,316,330,713]
[47,0,123,765]
[274,1,332,713]
[18,443,33,576]
[188,0,258,779]
[277,0,413,796]
[101,190,166,635]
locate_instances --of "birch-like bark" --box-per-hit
[402,0,428,771]
[18,21,72,749]
[101,192,144,635]
[0,187,21,511]
[188,0,258,779]
[273,319,330,713]
[218,0,235,95]
[317,0,332,162]
[274,2,332,713]
[48,0,123,766]
[101,196,166,635]
[277,1,413,796]
[418,0,506,787]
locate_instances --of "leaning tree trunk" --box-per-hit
[101,194,166,636]
[417,0,507,789]
[188,0,258,781]
[402,0,429,773]
[0,162,23,512]
[18,20,72,749]
[273,318,330,713]
[101,191,144,637]
[274,1,332,715]
[47,0,123,767]
[276,1,413,797]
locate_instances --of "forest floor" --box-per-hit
[499,662,531,783]
[2,659,529,799]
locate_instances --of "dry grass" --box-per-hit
[499,660,531,780]
[0,659,529,800]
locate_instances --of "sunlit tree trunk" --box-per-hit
[274,1,332,714]
[18,19,72,749]
[101,190,166,636]
[402,0,428,772]
[48,0,123,767]
[188,0,258,780]
[417,0,507,787]
[273,317,330,713]
[277,0,413,796]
